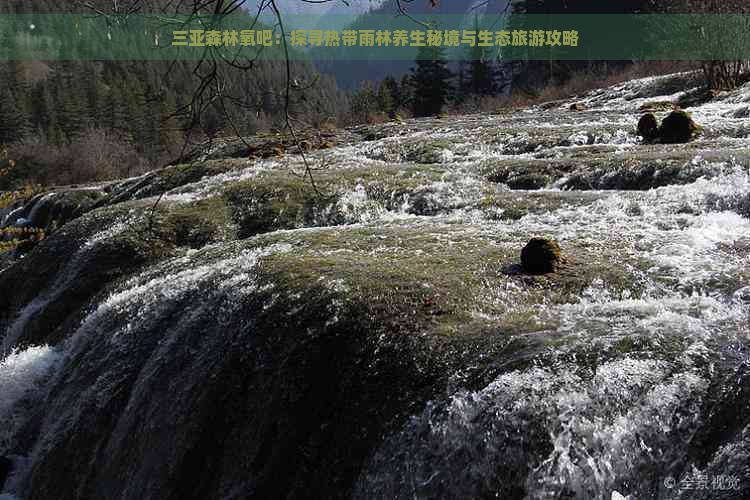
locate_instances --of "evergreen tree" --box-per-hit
[377,76,400,116]
[410,44,453,117]
[52,62,90,142]
[102,84,128,133]
[82,62,104,127]
[350,81,378,123]
[0,86,28,144]
[466,18,497,97]
[399,74,413,111]
[141,84,162,161]
[0,30,31,142]
[454,61,467,105]
[157,92,180,152]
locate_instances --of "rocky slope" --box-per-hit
[1,71,750,499]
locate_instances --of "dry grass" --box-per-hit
[449,61,698,114]
[536,61,696,103]
[4,128,160,189]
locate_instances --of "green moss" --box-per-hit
[107,160,246,204]
[158,197,235,248]
[638,101,675,112]
[506,173,552,190]
[407,139,454,164]
[481,159,567,186]
[496,306,557,335]
[231,223,652,340]
[478,191,605,221]
[223,165,456,237]
[224,175,330,238]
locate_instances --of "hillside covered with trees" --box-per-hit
[0,0,347,188]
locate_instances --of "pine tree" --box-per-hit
[399,74,413,111]
[133,81,164,160]
[82,63,104,127]
[157,92,180,154]
[102,84,128,133]
[410,44,453,117]
[454,61,467,105]
[350,81,378,123]
[377,76,400,116]
[0,30,31,143]
[51,62,90,142]
[466,17,497,97]
[0,86,28,144]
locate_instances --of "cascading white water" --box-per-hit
[2,72,750,499]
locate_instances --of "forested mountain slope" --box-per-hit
[0,0,348,186]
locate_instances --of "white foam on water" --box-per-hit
[0,346,62,452]
[5,70,750,500]
[25,193,56,226]
[69,242,293,348]
[1,212,145,357]
[356,349,714,499]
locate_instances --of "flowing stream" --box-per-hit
[1,72,749,499]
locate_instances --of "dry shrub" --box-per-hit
[536,61,695,103]
[444,61,696,115]
[512,61,696,108]
[8,128,155,187]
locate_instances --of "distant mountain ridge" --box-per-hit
[312,0,512,89]
[250,0,388,30]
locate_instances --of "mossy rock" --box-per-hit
[637,113,659,142]
[482,161,566,187]
[158,197,235,249]
[521,237,562,275]
[478,191,606,221]
[408,140,453,164]
[249,222,648,331]
[506,173,551,190]
[2,213,659,499]
[638,101,675,112]
[224,176,329,238]
[248,142,285,159]
[658,110,701,144]
[677,87,715,109]
[362,130,389,142]
[98,160,244,207]
[0,456,11,490]
[220,165,460,237]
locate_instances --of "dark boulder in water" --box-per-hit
[0,456,12,489]
[521,237,562,274]
[26,189,103,232]
[506,173,551,190]
[637,113,659,141]
[658,110,701,143]
[569,102,585,112]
